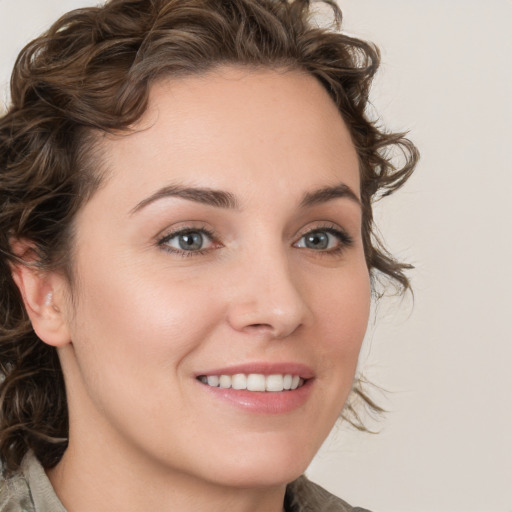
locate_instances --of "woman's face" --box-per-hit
[57,67,370,487]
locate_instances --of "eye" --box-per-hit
[294,227,353,252]
[159,229,214,254]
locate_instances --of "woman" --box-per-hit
[0,0,418,510]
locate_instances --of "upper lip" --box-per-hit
[195,362,315,380]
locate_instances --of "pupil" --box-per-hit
[179,232,203,250]
[306,232,328,250]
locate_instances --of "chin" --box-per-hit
[192,433,319,489]
[209,461,307,490]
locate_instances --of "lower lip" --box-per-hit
[198,379,313,414]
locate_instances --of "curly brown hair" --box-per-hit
[0,0,418,473]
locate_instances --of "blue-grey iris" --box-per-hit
[304,232,329,250]
[179,232,203,250]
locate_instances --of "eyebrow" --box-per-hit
[299,183,361,208]
[130,181,360,215]
[129,185,239,214]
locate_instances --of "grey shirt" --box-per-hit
[1,452,371,512]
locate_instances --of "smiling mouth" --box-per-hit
[197,373,306,392]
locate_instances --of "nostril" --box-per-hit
[246,324,275,331]
[244,323,274,333]
[243,321,301,339]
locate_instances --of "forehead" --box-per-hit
[90,67,360,213]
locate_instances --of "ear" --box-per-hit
[10,240,71,348]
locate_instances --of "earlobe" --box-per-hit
[10,242,71,348]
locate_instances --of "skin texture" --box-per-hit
[14,67,371,512]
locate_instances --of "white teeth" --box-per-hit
[247,374,266,391]
[266,374,284,392]
[199,373,306,392]
[232,373,247,390]
[207,375,219,387]
[219,375,231,388]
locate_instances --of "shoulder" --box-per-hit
[0,465,34,512]
[285,475,372,512]
[0,453,66,512]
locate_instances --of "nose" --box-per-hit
[225,248,312,339]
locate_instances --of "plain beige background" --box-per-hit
[1,1,511,511]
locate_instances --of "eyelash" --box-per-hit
[297,225,354,256]
[158,227,217,258]
[157,224,353,258]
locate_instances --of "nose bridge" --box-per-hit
[226,240,310,338]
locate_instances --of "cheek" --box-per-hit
[67,259,224,392]
[312,265,370,348]
[307,262,371,401]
